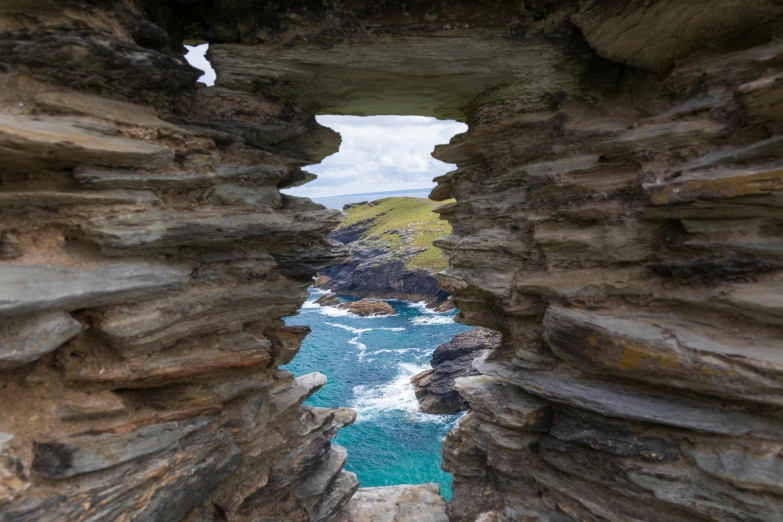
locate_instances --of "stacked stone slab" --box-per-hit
[0,2,355,521]
[429,3,783,521]
[3,1,783,521]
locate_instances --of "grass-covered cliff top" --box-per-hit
[338,197,452,272]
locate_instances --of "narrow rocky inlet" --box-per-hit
[2,2,783,522]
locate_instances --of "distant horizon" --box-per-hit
[282,115,466,199]
[310,187,433,210]
[313,187,433,200]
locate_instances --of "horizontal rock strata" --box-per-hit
[429,3,783,521]
[0,2,353,522]
[412,327,501,414]
[4,1,783,521]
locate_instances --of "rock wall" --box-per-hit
[0,2,356,521]
[431,3,783,521]
[412,328,501,414]
[4,1,783,521]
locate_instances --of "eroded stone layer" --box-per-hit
[429,3,783,521]
[3,1,783,521]
[0,2,354,521]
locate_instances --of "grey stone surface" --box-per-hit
[0,312,81,369]
[75,163,289,190]
[310,470,360,522]
[294,446,349,512]
[32,416,214,479]
[0,114,174,171]
[0,190,160,208]
[82,207,342,254]
[0,263,189,317]
[335,483,448,522]
[480,360,783,441]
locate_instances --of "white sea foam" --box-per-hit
[406,300,451,315]
[369,348,415,355]
[411,315,455,326]
[308,287,331,295]
[327,323,372,359]
[327,323,372,335]
[351,362,451,424]
[318,306,352,317]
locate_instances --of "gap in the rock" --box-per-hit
[184,43,216,86]
[283,115,469,500]
[283,115,466,207]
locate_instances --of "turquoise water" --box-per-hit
[283,289,471,499]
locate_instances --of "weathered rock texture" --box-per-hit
[335,483,449,522]
[0,2,355,522]
[337,299,397,317]
[412,327,502,414]
[314,294,396,316]
[4,1,783,521]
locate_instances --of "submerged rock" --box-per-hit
[412,328,501,414]
[338,299,396,317]
[314,293,340,307]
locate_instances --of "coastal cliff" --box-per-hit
[318,197,452,307]
[412,328,502,414]
[0,3,355,521]
[2,1,783,522]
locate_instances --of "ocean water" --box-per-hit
[283,288,471,499]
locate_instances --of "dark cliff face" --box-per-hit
[412,328,502,414]
[3,1,783,521]
[320,198,452,305]
[322,259,449,304]
[0,2,356,521]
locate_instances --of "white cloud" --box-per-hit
[285,115,467,198]
[184,44,216,87]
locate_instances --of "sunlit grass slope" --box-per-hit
[338,197,452,272]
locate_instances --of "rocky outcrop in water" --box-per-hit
[412,328,501,414]
[5,1,783,521]
[314,294,396,316]
[339,300,397,317]
[315,293,340,307]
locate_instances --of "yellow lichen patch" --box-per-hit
[649,167,783,205]
[615,340,680,372]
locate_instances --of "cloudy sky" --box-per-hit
[184,45,466,198]
[185,44,216,86]
[289,116,467,198]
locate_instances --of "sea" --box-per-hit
[310,188,433,209]
[283,288,471,499]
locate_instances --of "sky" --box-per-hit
[184,44,216,86]
[288,115,467,198]
[183,45,467,198]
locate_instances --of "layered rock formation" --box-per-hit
[428,3,783,521]
[412,328,501,414]
[0,2,356,521]
[4,1,783,521]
